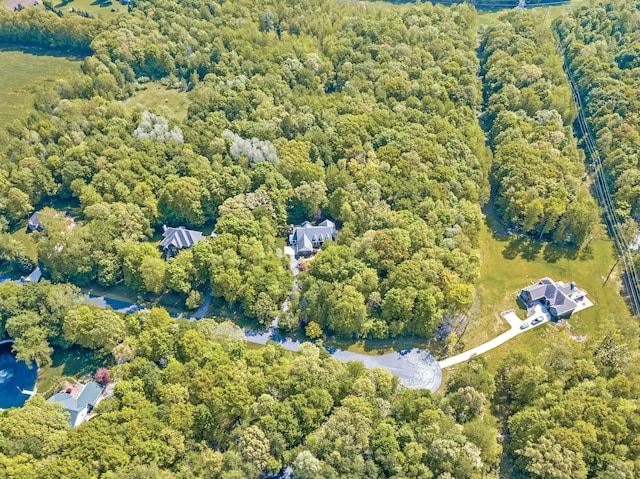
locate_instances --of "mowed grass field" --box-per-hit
[52,0,125,19]
[124,82,190,121]
[455,211,637,372]
[0,48,81,127]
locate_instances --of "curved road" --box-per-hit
[4,270,591,393]
[84,292,443,392]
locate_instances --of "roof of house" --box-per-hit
[22,267,42,283]
[160,226,205,250]
[522,277,578,316]
[289,220,337,250]
[47,381,103,426]
[27,211,41,228]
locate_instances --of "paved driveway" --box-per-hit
[438,308,549,369]
[284,246,299,277]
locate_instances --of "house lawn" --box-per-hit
[36,346,101,397]
[11,229,38,262]
[456,209,636,373]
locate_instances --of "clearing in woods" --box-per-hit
[456,207,637,372]
[124,82,190,121]
[0,47,81,127]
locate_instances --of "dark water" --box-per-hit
[0,342,37,409]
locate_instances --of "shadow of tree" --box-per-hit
[542,242,579,263]
[499,234,585,263]
[502,237,543,261]
[579,243,595,261]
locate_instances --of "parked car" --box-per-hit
[520,322,529,330]
[531,316,544,325]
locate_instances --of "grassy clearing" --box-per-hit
[477,2,584,29]
[125,82,190,121]
[53,0,125,19]
[11,229,38,261]
[36,346,101,396]
[455,208,635,374]
[0,48,81,127]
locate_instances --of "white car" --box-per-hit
[520,322,529,330]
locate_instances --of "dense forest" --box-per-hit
[480,11,599,245]
[0,281,639,479]
[0,0,639,478]
[0,0,492,339]
[0,281,496,479]
[556,2,640,226]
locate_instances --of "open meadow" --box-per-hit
[124,82,190,121]
[51,0,125,19]
[0,47,80,127]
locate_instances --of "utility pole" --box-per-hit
[604,242,640,286]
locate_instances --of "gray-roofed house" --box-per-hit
[288,220,337,257]
[26,210,75,233]
[520,277,586,319]
[21,266,42,283]
[160,226,206,259]
[26,211,43,233]
[46,381,104,428]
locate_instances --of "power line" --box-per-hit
[554,33,640,317]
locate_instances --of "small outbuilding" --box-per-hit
[288,219,337,257]
[160,225,206,259]
[46,381,104,428]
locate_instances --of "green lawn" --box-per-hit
[11,229,38,262]
[36,346,102,396]
[0,48,81,127]
[53,0,125,19]
[455,209,636,372]
[124,82,190,121]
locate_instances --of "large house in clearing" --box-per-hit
[520,277,586,319]
[288,220,337,257]
[46,381,104,428]
[160,226,206,258]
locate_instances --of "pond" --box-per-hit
[0,341,37,409]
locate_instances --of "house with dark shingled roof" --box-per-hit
[520,277,586,319]
[160,226,206,259]
[26,211,43,233]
